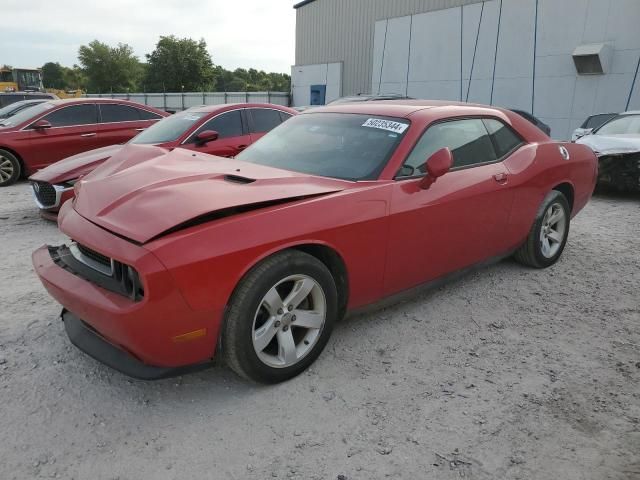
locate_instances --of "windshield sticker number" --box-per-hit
[362,118,408,134]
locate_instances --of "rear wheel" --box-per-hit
[514,190,570,268]
[0,149,21,186]
[222,250,338,383]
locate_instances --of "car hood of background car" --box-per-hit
[576,134,640,156]
[30,144,127,183]
[73,147,353,244]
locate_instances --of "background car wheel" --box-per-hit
[222,250,338,383]
[0,149,21,187]
[514,190,570,268]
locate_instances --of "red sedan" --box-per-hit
[33,101,597,383]
[0,98,167,186]
[28,103,296,218]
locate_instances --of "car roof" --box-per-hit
[0,92,55,97]
[10,99,46,105]
[301,99,504,118]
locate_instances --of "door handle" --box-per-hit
[135,128,145,132]
[80,133,96,137]
[493,172,508,184]
[236,144,248,151]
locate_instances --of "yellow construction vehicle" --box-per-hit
[0,67,44,92]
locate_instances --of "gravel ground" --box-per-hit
[0,182,638,480]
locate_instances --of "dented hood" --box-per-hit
[73,147,350,243]
[576,134,640,156]
[30,144,126,183]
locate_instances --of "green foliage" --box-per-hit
[40,36,291,93]
[63,65,88,91]
[144,36,215,91]
[215,68,290,92]
[41,62,66,89]
[78,40,142,93]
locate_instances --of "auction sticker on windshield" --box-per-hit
[362,118,409,134]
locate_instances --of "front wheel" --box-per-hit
[514,190,570,268]
[222,250,338,383]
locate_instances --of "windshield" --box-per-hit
[0,101,54,127]
[236,113,410,180]
[596,114,640,135]
[130,111,207,144]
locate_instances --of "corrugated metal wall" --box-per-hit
[295,0,484,96]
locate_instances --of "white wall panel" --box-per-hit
[379,16,411,93]
[291,62,342,106]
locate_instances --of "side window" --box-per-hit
[251,108,282,133]
[190,110,243,141]
[39,104,97,127]
[100,104,140,123]
[483,118,523,158]
[137,108,163,120]
[401,118,497,175]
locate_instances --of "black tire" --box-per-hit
[222,250,338,383]
[514,190,570,268]
[0,149,21,186]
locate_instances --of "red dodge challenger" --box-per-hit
[0,98,168,186]
[33,101,597,383]
[28,103,296,219]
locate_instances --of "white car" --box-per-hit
[576,111,640,192]
[571,112,617,142]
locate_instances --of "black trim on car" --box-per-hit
[61,309,213,380]
[48,244,144,301]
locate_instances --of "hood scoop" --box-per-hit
[223,174,256,184]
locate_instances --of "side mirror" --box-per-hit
[419,147,453,189]
[196,130,219,145]
[33,119,52,129]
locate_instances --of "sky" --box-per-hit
[1,0,297,73]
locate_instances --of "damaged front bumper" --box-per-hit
[597,152,640,192]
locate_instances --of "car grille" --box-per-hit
[76,243,111,269]
[32,181,57,207]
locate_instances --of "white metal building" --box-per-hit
[292,0,640,140]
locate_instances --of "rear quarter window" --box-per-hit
[483,118,524,158]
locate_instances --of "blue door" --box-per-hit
[310,85,326,105]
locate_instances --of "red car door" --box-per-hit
[248,107,291,143]
[180,109,251,158]
[26,103,100,170]
[97,103,163,147]
[384,118,515,296]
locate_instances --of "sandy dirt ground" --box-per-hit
[0,182,638,480]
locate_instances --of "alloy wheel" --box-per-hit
[539,202,566,258]
[0,155,14,183]
[252,274,327,368]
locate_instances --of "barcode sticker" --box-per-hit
[362,118,409,134]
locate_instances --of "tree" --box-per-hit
[64,65,87,91]
[41,62,67,89]
[144,36,215,92]
[78,40,142,93]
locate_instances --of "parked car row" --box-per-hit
[0,98,168,186]
[28,103,296,218]
[28,98,598,383]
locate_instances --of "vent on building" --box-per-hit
[572,43,611,75]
